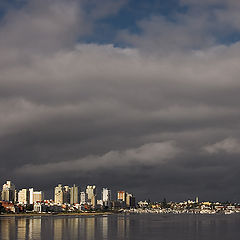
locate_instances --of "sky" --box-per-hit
[1,0,240,202]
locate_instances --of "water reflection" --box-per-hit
[117,215,129,239]
[1,218,15,240]
[0,214,240,240]
[17,218,26,239]
[102,217,108,240]
[85,217,95,240]
[54,218,63,240]
[29,218,41,239]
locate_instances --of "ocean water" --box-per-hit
[0,213,240,240]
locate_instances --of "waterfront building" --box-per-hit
[70,184,78,204]
[1,181,16,202]
[29,188,34,204]
[102,188,111,207]
[29,188,44,204]
[97,199,103,206]
[18,189,29,204]
[14,190,18,203]
[86,185,96,200]
[126,193,135,208]
[86,185,96,207]
[117,191,126,202]
[63,186,70,204]
[54,184,63,204]
[80,192,86,204]
[33,191,44,203]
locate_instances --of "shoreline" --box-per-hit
[0,211,115,217]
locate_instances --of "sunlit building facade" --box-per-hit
[1,181,16,202]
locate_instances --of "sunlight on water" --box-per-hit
[0,214,240,240]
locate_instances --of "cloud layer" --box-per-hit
[1,0,240,201]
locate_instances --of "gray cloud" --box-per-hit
[1,0,240,201]
[118,14,215,52]
[180,0,240,7]
[203,138,240,154]
[16,141,180,175]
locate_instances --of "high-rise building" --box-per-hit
[63,186,70,204]
[126,193,135,208]
[80,192,86,205]
[1,181,15,202]
[29,188,34,204]
[117,191,126,202]
[102,188,111,207]
[33,191,44,203]
[86,185,96,200]
[86,185,96,208]
[70,184,78,205]
[54,184,63,204]
[29,188,44,204]
[14,190,18,203]
[18,189,29,204]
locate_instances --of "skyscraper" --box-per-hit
[102,188,111,207]
[117,191,126,202]
[63,186,70,204]
[126,193,135,208]
[29,188,44,204]
[54,184,63,204]
[80,192,86,205]
[70,184,78,205]
[18,189,29,204]
[33,191,44,203]
[86,185,96,200]
[29,188,34,204]
[86,185,96,207]
[1,181,15,202]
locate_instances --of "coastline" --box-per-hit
[0,211,115,217]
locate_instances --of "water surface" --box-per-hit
[0,213,240,240]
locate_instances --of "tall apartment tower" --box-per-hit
[70,184,78,205]
[102,188,111,207]
[117,191,126,202]
[29,188,44,204]
[2,181,16,202]
[63,186,70,204]
[86,185,96,200]
[126,193,135,208]
[80,192,86,205]
[86,185,96,207]
[54,184,63,204]
[32,191,44,202]
[18,189,29,204]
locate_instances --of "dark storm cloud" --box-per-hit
[1,0,240,201]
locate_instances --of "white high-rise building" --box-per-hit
[80,192,86,204]
[102,188,111,207]
[18,189,29,204]
[33,191,43,203]
[2,181,16,202]
[86,185,96,200]
[86,185,96,208]
[70,184,78,205]
[29,188,44,204]
[29,188,34,204]
[54,184,63,204]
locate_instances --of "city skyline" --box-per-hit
[1,0,240,202]
[1,180,135,205]
[1,179,240,205]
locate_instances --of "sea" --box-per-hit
[0,213,240,240]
